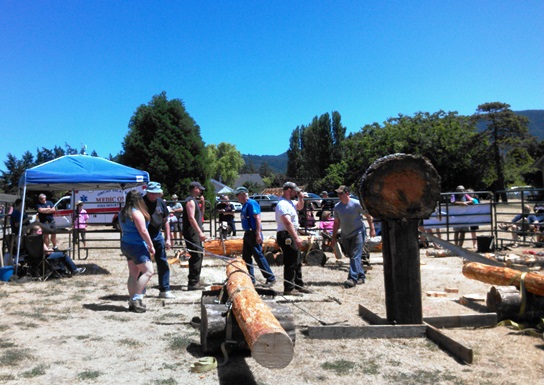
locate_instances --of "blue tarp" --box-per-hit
[19,155,149,191]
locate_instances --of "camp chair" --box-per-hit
[23,234,63,281]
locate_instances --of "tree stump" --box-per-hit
[360,154,440,324]
[486,285,544,322]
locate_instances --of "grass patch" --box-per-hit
[165,334,193,352]
[21,364,49,378]
[0,324,9,332]
[0,341,16,348]
[152,378,178,385]
[0,348,33,366]
[118,338,143,347]
[0,374,16,381]
[384,369,464,385]
[75,334,93,340]
[156,313,185,321]
[77,370,102,381]
[321,359,357,376]
[361,357,380,375]
[20,322,40,329]
[104,314,130,322]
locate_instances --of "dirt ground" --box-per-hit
[1,212,544,385]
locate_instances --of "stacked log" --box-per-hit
[462,262,544,296]
[203,236,315,256]
[200,258,294,369]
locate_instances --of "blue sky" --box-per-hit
[1,1,543,172]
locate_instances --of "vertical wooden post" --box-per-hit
[381,219,422,324]
[360,153,440,325]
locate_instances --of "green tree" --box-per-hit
[119,92,210,197]
[474,102,530,200]
[206,142,244,187]
[340,111,487,191]
[1,151,35,194]
[286,126,303,178]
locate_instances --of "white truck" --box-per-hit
[53,188,144,227]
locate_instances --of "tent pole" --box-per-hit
[15,184,27,276]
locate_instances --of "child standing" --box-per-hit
[75,201,90,248]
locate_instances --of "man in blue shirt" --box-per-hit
[235,186,276,286]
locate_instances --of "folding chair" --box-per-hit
[23,234,62,281]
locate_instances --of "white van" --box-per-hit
[53,188,145,227]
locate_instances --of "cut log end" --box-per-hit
[360,153,440,220]
[251,332,294,369]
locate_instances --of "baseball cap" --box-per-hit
[283,181,301,192]
[335,185,349,194]
[189,181,206,190]
[234,186,248,195]
[147,182,163,194]
[171,194,178,199]
[320,191,328,196]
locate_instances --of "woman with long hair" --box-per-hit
[120,190,155,313]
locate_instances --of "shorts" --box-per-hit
[121,241,151,265]
[170,222,182,233]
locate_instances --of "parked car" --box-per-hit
[250,194,279,211]
[231,201,242,211]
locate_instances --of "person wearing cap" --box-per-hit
[143,181,174,299]
[74,200,90,248]
[235,186,276,286]
[275,181,311,296]
[331,185,375,288]
[318,191,335,219]
[217,195,236,237]
[169,194,183,245]
[183,181,207,290]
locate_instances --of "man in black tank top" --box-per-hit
[182,181,207,290]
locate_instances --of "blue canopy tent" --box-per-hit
[15,155,149,273]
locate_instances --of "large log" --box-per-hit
[225,258,294,368]
[360,154,440,324]
[463,262,544,297]
[204,236,314,256]
[201,302,296,353]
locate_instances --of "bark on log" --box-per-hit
[201,302,296,353]
[224,258,294,368]
[204,236,313,256]
[486,285,544,322]
[463,262,544,297]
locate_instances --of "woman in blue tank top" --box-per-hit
[120,190,155,313]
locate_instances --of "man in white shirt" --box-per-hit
[275,181,312,296]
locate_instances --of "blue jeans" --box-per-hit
[242,231,275,283]
[151,233,170,292]
[341,231,366,282]
[48,251,77,272]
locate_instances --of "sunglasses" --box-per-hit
[337,191,346,195]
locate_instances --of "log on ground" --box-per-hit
[462,262,544,297]
[225,258,294,369]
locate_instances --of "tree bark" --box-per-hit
[224,258,294,368]
[463,262,544,297]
